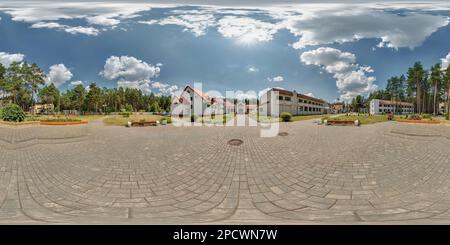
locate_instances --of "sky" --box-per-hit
[1,1,450,102]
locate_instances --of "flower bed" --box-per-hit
[40,120,88,125]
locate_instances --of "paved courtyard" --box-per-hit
[1,119,450,224]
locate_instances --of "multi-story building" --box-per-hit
[259,88,327,116]
[330,102,345,114]
[439,102,448,115]
[30,103,55,114]
[369,99,414,115]
[171,85,237,116]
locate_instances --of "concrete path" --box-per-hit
[1,119,450,224]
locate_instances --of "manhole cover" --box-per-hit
[228,139,243,146]
[278,132,289,136]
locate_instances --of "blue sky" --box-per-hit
[1,1,450,102]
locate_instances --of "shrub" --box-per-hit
[120,104,133,112]
[446,114,449,121]
[119,110,131,118]
[280,112,292,122]
[408,114,422,120]
[161,116,172,124]
[422,114,432,120]
[1,104,25,122]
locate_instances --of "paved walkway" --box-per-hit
[0,119,450,224]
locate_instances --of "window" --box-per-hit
[285,97,291,101]
[278,96,283,100]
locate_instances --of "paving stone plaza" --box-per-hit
[1,119,450,224]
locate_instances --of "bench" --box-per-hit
[131,121,158,127]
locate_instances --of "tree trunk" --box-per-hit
[31,90,35,115]
[422,92,426,114]
[416,81,421,114]
[448,87,450,115]
[433,83,437,115]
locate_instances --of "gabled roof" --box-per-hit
[184,85,212,102]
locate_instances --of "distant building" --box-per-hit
[171,85,239,116]
[30,103,54,114]
[259,88,327,116]
[330,102,345,114]
[369,99,413,115]
[439,102,448,115]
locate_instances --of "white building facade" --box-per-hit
[369,99,414,115]
[259,88,327,116]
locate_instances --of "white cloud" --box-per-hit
[247,65,259,73]
[217,16,282,43]
[0,52,25,67]
[30,22,62,29]
[101,55,180,94]
[138,20,158,25]
[64,26,99,36]
[305,92,315,97]
[2,2,449,47]
[86,15,120,26]
[0,2,176,36]
[70,80,83,86]
[101,55,160,81]
[45,64,73,87]
[0,2,158,24]
[267,75,284,82]
[300,47,377,101]
[137,4,450,50]
[31,21,99,36]
[140,14,216,36]
[284,7,449,50]
[151,82,179,95]
[441,52,450,69]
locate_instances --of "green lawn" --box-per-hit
[321,114,391,125]
[196,114,234,124]
[249,113,323,122]
[103,114,164,126]
[24,114,105,122]
[291,114,324,122]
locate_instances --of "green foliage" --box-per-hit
[122,104,133,112]
[149,101,161,112]
[38,83,60,110]
[160,116,172,124]
[119,110,131,118]
[421,114,433,120]
[1,104,26,122]
[406,114,422,120]
[446,114,449,121]
[280,112,292,122]
[0,58,174,114]
[351,95,365,112]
